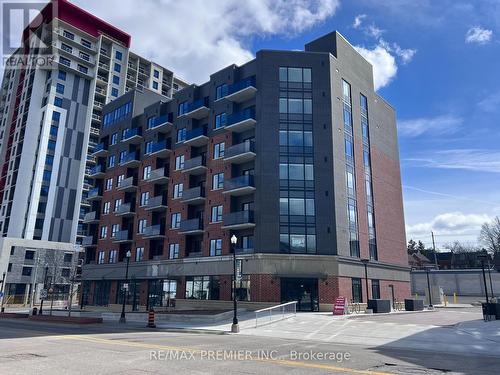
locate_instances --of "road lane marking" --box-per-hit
[54,334,393,375]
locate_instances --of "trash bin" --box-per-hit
[367,299,391,313]
[32,307,38,316]
[482,302,496,321]
[405,299,424,311]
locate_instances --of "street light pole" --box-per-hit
[425,267,433,308]
[361,259,370,302]
[230,235,239,333]
[487,259,495,299]
[480,258,489,304]
[0,272,6,313]
[119,250,131,324]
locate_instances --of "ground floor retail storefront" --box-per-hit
[81,254,410,311]
[81,274,410,312]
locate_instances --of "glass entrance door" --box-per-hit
[280,277,319,311]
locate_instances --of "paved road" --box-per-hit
[0,314,500,375]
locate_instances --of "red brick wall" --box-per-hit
[250,274,281,302]
[370,147,407,266]
[318,276,340,304]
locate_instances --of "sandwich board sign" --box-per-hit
[333,296,348,315]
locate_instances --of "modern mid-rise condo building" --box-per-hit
[81,31,409,311]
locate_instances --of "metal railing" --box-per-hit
[254,301,297,328]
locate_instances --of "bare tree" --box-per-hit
[444,240,481,254]
[479,216,500,254]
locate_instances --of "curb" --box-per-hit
[155,327,228,335]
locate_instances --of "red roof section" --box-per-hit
[23,0,131,48]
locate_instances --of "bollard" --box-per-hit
[453,292,457,304]
[32,307,38,316]
[147,309,156,328]
[444,295,447,307]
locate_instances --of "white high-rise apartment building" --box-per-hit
[0,0,187,245]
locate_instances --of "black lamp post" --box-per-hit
[119,250,132,324]
[361,259,370,302]
[478,254,490,304]
[424,266,433,308]
[0,271,6,313]
[231,235,239,333]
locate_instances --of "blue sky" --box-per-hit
[19,0,500,249]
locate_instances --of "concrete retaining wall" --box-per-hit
[411,269,500,297]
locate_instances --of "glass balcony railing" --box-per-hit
[92,143,107,155]
[223,210,255,227]
[143,224,165,238]
[148,113,173,129]
[228,76,256,96]
[90,164,105,175]
[145,195,167,210]
[179,218,204,233]
[185,127,208,142]
[88,187,102,199]
[122,127,142,141]
[224,175,254,191]
[227,107,256,126]
[186,98,208,113]
[113,229,132,242]
[117,176,136,190]
[183,155,206,171]
[120,152,139,165]
[224,141,255,160]
[150,139,171,154]
[181,186,205,202]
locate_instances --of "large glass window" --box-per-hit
[209,239,222,256]
[185,276,220,300]
[352,278,362,303]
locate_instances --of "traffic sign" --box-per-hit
[0,291,4,298]
[236,259,243,281]
[48,288,54,294]
[40,289,48,298]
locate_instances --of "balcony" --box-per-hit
[115,202,135,217]
[148,139,171,158]
[223,175,255,196]
[120,152,140,168]
[117,176,137,192]
[181,98,210,120]
[179,218,204,235]
[91,143,108,157]
[224,141,255,164]
[184,127,208,147]
[222,210,255,230]
[89,164,105,178]
[226,108,256,133]
[96,75,108,83]
[82,235,97,247]
[112,229,133,243]
[142,224,165,239]
[145,195,167,211]
[122,127,143,144]
[88,187,102,201]
[226,76,257,102]
[146,114,173,132]
[83,211,99,224]
[145,167,169,184]
[181,155,207,175]
[181,186,206,205]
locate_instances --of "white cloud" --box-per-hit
[73,0,340,84]
[366,24,384,38]
[478,91,500,112]
[355,45,397,90]
[398,115,463,137]
[465,26,493,44]
[406,212,490,238]
[353,14,366,29]
[406,149,500,173]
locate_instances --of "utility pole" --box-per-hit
[431,231,438,268]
